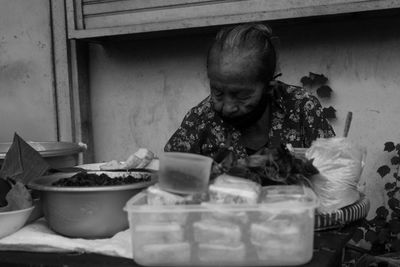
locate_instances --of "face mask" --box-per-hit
[215,88,270,129]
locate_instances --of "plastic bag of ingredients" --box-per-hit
[306,137,366,213]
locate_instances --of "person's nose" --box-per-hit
[222,100,239,117]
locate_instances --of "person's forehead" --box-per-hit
[208,50,261,84]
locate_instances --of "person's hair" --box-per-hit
[207,23,277,83]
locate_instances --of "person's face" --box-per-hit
[208,50,268,128]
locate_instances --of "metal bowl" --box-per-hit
[29,171,156,239]
[0,141,85,169]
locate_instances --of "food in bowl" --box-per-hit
[0,180,35,239]
[52,171,151,186]
[29,171,156,239]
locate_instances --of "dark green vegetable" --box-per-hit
[212,144,318,186]
[52,172,151,187]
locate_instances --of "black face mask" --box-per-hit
[214,88,271,130]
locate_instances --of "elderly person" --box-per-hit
[165,23,334,159]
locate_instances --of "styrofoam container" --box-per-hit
[124,185,318,266]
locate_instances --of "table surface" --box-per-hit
[0,224,357,267]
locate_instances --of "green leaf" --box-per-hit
[351,228,364,243]
[322,106,337,119]
[378,228,390,243]
[385,182,396,190]
[396,144,400,151]
[391,210,400,220]
[300,76,313,87]
[391,156,400,165]
[375,218,387,228]
[316,85,333,98]
[376,206,389,218]
[388,198,400,211]
[390,240,400,252]
[365,230,378,242]
[384,142,396,152]
[309,72,328,85]
[377,165,391,178]
[389,219,400,233]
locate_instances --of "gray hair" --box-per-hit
[207,23,277,83]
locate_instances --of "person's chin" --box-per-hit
[221,116,254,129]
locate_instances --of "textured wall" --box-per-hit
[89,15,400,218]
[278,16,400,216]
[0,0,56,142]
[89,34,212,159]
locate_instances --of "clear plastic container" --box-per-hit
[158,152,213,194]
[124,185,318,266]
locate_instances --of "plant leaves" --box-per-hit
[384,142,395,152]
[388,198,400,211]
[391,156,400,165]
[377,165,391,178]
[300,76,313,87]
[390,239,400,252]
[391,210,400,220]
[309,72,328,85]
[376,206,389,218]
[385,182,396,190]
[351,228,364,243]
[322,106,336,119]
[396,144,400,151]
[365,230,378,243]
[316,85,333,98]
[378,228,390,243]
[389,219,400,234]
[374,217,387,229]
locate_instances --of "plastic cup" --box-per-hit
[158,152,213,194]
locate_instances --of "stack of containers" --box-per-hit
[124,152,318,266]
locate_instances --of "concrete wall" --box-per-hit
[89,15,400,216]
[0,0,56,142]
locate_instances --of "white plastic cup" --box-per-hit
[158,152,213,194]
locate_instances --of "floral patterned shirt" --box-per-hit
[164,81,335,159]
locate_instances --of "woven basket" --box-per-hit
[315,194,370,231]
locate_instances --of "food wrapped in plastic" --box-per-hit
[100,148,154,170]
[250,219,312,262]
[135,242,191,265]
[259,185,311,203]
[209,174,261,204]
[127,191,188,225]
[193,219,242,245]
[197,243,246,263]
[252,239,308,264]
[250,219,313,264]
[131,223,184,252]
[250,219,301,244]
[200,202,249,225]
[306,137,366,213]
[147,184,201,205]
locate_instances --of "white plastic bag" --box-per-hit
[306,138,366,213]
